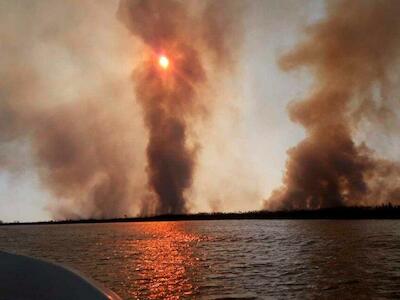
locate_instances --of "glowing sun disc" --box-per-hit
[159,55,169,69]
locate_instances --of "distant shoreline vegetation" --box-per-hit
[2,205,400,225]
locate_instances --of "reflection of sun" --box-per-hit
[132,222,202,299]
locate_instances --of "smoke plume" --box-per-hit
[266,0,400,210]
[118,0,241,214]
[0,1,148,219]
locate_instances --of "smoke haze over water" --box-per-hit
[265,0,400,210]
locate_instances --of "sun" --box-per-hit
[158,55,169,70]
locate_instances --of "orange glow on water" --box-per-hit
[128,222,203,299]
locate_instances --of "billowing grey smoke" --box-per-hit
[0,1,146,219]
[266,0,400,210]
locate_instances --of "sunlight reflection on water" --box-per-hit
[1,220,400,299]
[129,222,201,299]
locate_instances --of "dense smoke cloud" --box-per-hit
[118,0,242,214]
[0,1,147,219]
[0,0,245,220]
[266,0,400,209]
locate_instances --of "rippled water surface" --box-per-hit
[1,220,400,299]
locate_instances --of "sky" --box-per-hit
[0,0,327,222]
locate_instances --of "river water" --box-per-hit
[0,220,399,299]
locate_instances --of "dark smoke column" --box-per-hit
[139,51,202,214]
[118,0,240,214]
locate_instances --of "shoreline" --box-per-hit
[2,206,400,226]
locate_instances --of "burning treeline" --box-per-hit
[266,0,400,210]
[118,0,241,214]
